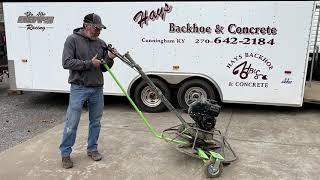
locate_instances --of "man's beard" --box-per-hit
[88,32,99,40]
[89,35,99,40]
[83,30,99,40]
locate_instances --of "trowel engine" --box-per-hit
[188,99,221,131]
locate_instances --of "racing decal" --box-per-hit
[17,11,54,31]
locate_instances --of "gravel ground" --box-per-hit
[0,77,69,153]
[0,76,131,153]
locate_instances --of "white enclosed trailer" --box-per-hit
[3,1,320,112]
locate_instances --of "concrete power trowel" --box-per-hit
[102,44,237,178]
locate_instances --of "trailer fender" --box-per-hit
[127,72,223,102]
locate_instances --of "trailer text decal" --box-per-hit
[17,11,54,31]
[133,3,172,28]
[169,23,277,35]
[134,5,279,46]
[169,23,277,46]
[226,53,273,88]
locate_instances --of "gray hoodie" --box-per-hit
[62,27,114,87]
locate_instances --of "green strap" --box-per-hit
[103,64,187,145]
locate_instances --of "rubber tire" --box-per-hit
[205,159,223,178]
[177,79,216,112]
[133,78,171,113]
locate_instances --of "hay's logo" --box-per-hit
[226,53,273,80]
[133,3,172,28]
[226,53,273,88]
[17,11,54,31]
[232,61,268,80]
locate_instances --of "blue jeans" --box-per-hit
[59,84,104,157]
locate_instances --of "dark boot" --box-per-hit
[62,156,73,169]
[87,151,103,161]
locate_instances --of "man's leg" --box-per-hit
[87,86,104,160]
[59,84,88,157]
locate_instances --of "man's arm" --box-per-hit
[100,54,114,72]
[62,36,93,71]
[100,43,115,72]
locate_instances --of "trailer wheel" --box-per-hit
[177,79,216,112]
[133,78,171,113]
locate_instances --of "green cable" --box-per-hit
[103,63,188,145]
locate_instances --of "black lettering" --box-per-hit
[236,27,242,34]
[228,24,236,34]
[176,26,181,33]
[271,28,277,35]
[187,23,192,32]
[181,26,186,33]
[243,27,249,34]
[206,27,212,34]
[193,23,199,33]
[200,26,205,33]
[266,26,272,35]
[249,27,255,34]
[260,27,266,35]
[169,23,175,33]
[255,27,259,34]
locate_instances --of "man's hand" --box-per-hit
[108,48,118,59]
[91,54,101,68]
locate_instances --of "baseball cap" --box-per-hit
[83,13,106,29]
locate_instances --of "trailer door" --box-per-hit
[3,3,33,89]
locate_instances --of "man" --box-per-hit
[59,13,118,169]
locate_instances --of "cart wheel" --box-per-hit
[205,159,223,178]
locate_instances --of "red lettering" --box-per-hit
[133,3,173,28]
